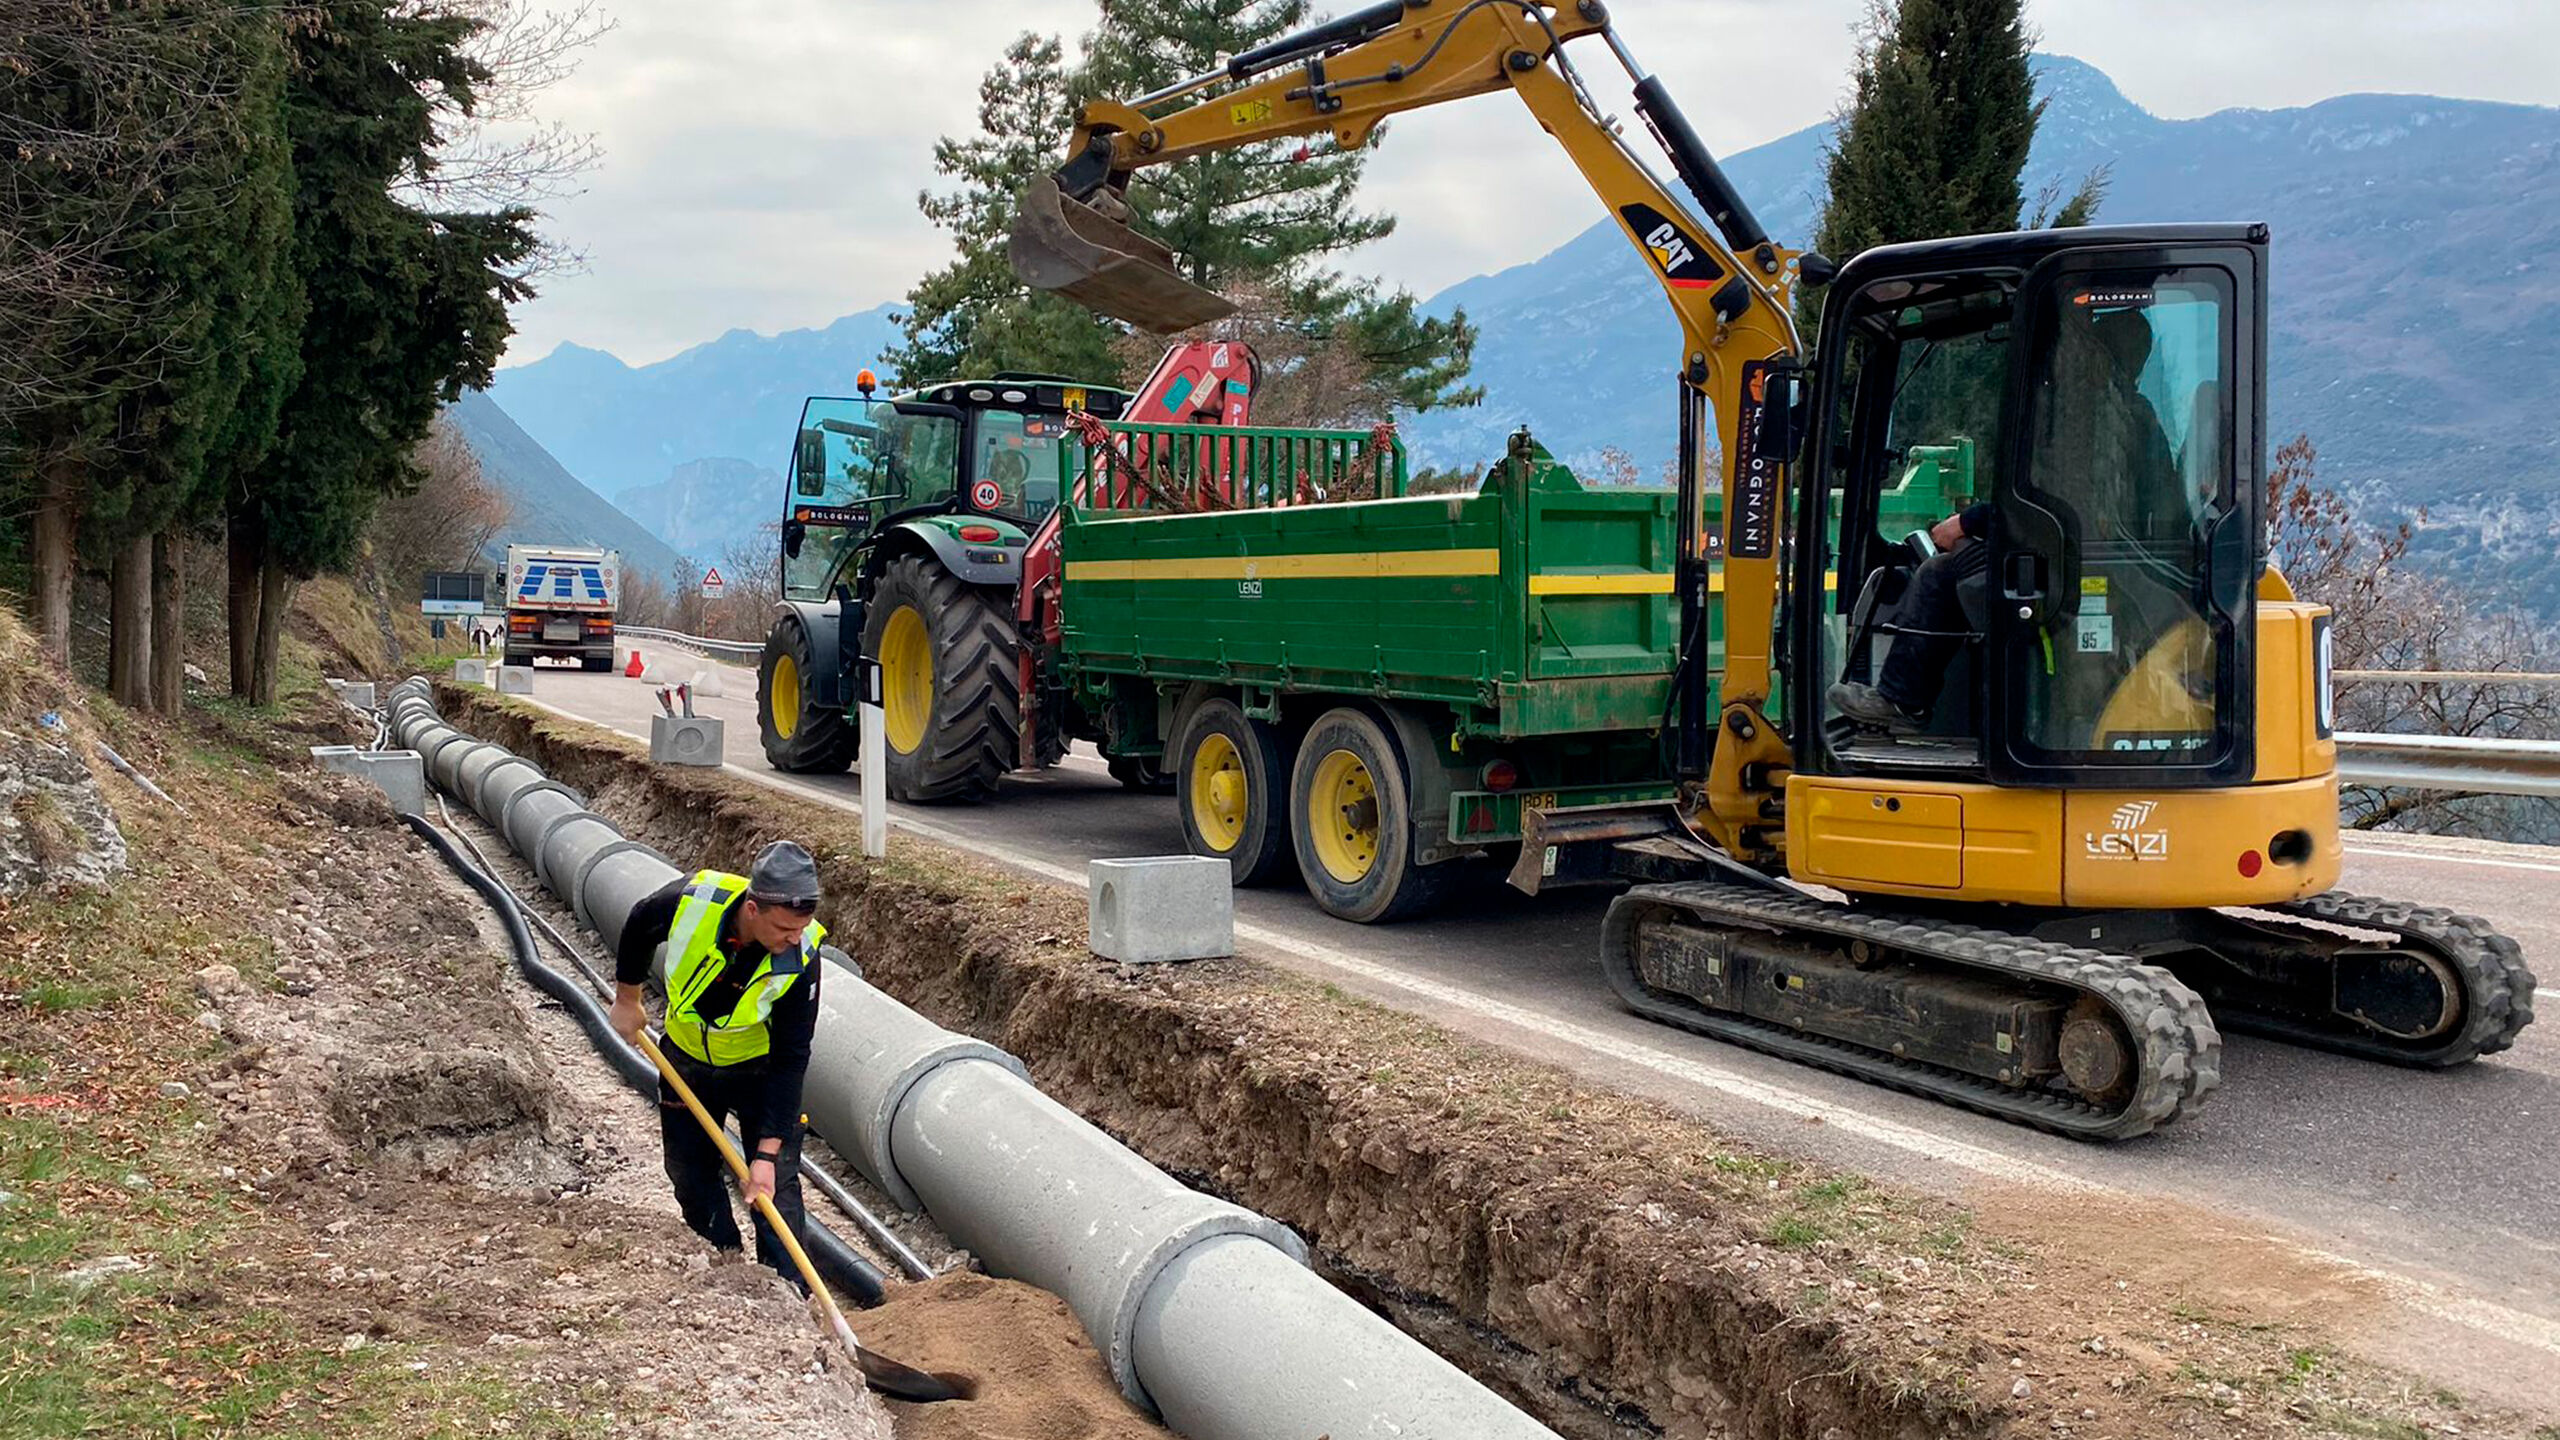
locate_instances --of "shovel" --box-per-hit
[634,1031,969,1404]
[1008,175,1236,332]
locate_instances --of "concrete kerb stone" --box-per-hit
[648,714,724,767]
[1089,856,1234,964]
[452,658,487,686]
[496,666,533,695]
[307,746,426,817]
[336,681,377,710]
[802,981,1029,1214]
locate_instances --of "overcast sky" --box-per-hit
[494,0,2560,369]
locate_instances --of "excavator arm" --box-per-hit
[1012,0,1806,857]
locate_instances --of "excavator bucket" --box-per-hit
[1009,176,1237,332]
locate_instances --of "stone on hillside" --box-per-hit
[0,728,127,896]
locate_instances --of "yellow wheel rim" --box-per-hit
[1189,731,1247,852]
[1308,747,1379,885]
[880,606,932,755]
[770,651,801,740]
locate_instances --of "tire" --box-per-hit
[1288,706,1451,924]
[1107,754,1176,793]
[863,554,1018,804]
[581,655,612,673]
[1175,698,1294,887]
[758,616,859,774]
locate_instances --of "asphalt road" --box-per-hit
[513,640,2560,1390]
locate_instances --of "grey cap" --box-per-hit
[745,840,822,908]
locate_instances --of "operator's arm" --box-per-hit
[1958,503,1995,541]
[753,954,822,1149]
[609,877,687,1041]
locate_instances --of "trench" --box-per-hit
[437,684,1987,1440]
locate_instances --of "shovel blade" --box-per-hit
[1009,176,1236,333]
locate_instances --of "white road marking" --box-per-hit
[522,676,2560,1359]
[2344,842,2560,876]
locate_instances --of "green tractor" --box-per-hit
[756,370,1139,801]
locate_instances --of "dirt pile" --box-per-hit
[446,682,2536,1440]
[858,1271,1161,1440]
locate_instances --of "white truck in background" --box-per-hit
[502,544,621,671]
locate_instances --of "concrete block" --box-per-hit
[1088,856,1233,964]
[337,682,376,710]
[307,746,426,816]
[649,713,724,767]
[496,666,533,695]
[452,658,487,686]
[689,667,725,698]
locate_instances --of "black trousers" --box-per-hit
[1879,540,1990,715]
[656,1044,806,1286]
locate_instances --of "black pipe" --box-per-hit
[1226,0,1407,80]
[402,814,890,1307]
[1632,76,1770,256]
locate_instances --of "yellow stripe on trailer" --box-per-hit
[1526,572,1677,596]
[1067,548,1500,582]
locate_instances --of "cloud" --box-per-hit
[499,0,2557,368]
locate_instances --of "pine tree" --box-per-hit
[1802,0,2105,324]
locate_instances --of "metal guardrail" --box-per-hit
[614,624,763,664]
[2337,670,2560,688]
[603,635,2560,798]
[2335,732,2560,799]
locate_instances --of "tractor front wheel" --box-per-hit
[863,555,1018,804]
[757,616,859,774]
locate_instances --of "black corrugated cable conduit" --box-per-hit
[402,813,890,1308]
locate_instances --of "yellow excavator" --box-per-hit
[1008,0,2535,1136]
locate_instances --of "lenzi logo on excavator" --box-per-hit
[2084,800,2170,861]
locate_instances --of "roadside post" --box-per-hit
[856,657,886,858]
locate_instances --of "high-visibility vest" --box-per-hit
[661,870,823,1067]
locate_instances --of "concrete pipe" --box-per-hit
[501,782,586,858]
[801,979,1029,1213]
[391,701,435,737]
[452,743,517,814]
[577,845,685,957]
[567,840,669,938]
[890,1055,1306,1403]
[474,757,547,829]
[1133,1233,1561,1440]
[430,737,498,796]
[391,709,435,750]
[534,811,625,900]
[411,726,467,780]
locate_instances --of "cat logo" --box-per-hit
[1617,203,1724,290]
[2084,800,2169,861]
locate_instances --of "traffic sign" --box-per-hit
[700,566,726,599]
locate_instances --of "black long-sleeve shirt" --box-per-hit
[618,877,820,1141]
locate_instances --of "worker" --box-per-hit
[1828,502,1993,731]
[608,841,826,1284]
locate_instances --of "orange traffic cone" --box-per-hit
[624,649,645,677]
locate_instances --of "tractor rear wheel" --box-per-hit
[758,616,859,774]
[863,554,1018,804]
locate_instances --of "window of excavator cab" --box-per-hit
[974,410,1068,520]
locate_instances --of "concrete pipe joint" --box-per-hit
[391,702,435,737]
[451,744,517,814]
[430,738,499,796]
[1133,1234,1564,1440]
[576,845,683,953]
[410,727,467,778]
[473,757,547,829]
[801,980,1031,1213]
[392,711,437,750]
[501,783,586,858]
[534,811,625,901]
[889,1055,1307,1407]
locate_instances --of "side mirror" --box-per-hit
[794,430,827,497]
[1753,368,1808,464]
[783,520,806,560]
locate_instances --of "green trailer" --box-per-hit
[1055,419,1972,923]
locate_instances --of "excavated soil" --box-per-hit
[446,686,2538,1440]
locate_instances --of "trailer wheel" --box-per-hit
[1289,707,1449,923]
[1176,699,1293,886]
[1107,754,1176,793]
[864,554,1017,804]
[758,616,859,774]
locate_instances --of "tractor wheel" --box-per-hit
[1289,706,1451,924]
[863,554,1018,804]
[757,616,858,774]
[1175,698,1294,886]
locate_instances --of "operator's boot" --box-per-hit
[1827,682,1925,735]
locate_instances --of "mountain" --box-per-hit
[490,305,902,502]
[616,456,779,563]
[1401,55,2560,608]
[442,390,686,582]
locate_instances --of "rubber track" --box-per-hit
[876,555,1018,804]
[2220,890,2536,1067]
[1602,882,2222,1140]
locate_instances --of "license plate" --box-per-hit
[1522,792,1558,813]
[543,620,580,642]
